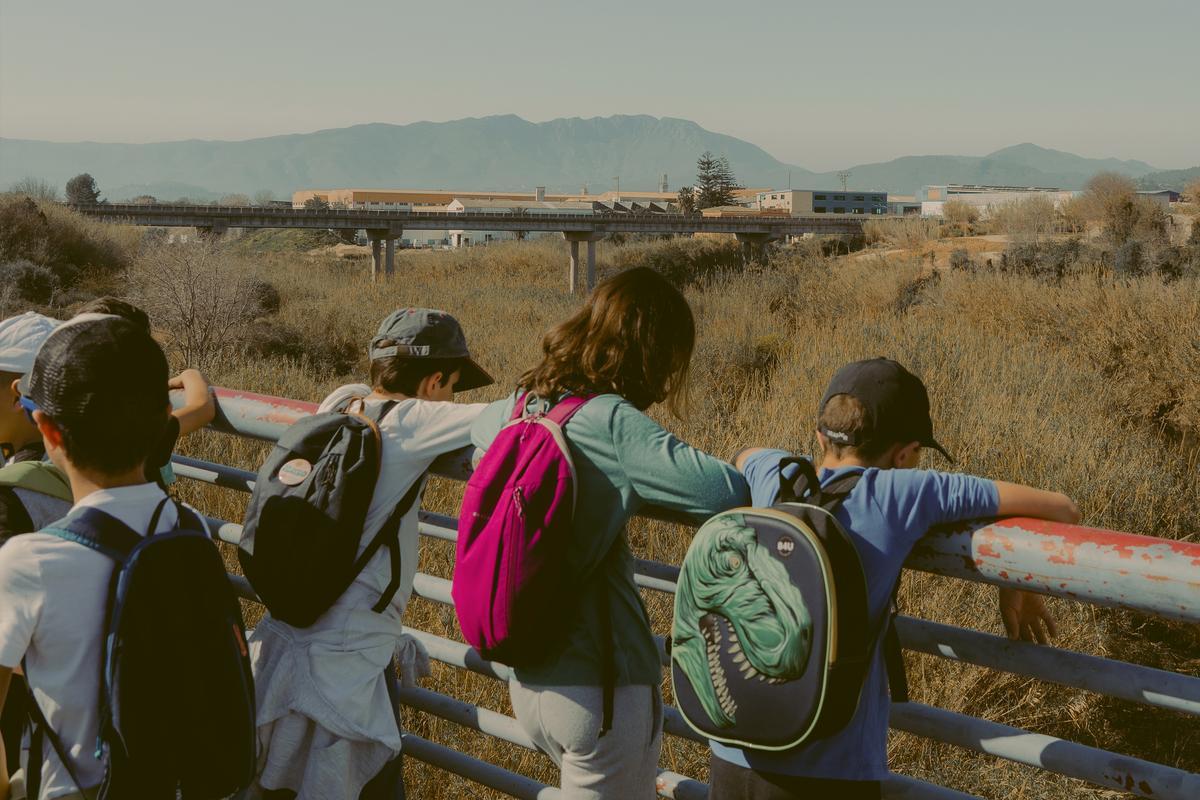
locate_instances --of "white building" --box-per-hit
[919,184,1077,217]
[445,198,595,247]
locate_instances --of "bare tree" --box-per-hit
[219,193,251,206]
[8,177,59,202]
[253,189,277,206]
[130,241,264,371]
[991,195,1058,242]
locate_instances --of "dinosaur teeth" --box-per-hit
[733,652,746,665]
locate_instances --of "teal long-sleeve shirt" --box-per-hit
[471,392,750,687]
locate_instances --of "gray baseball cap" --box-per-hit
[369,308,494,392]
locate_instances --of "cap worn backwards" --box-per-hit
[818,357,954,462]
[369,307,494,392]
[22,315,169,421]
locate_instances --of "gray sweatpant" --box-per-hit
[509,680,664,800]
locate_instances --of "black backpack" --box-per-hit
[238,399,424,628]
[671,457,907,751]
[27,498,256,800]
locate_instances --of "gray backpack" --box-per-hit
[238,399,423,627]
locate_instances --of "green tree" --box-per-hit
[65,173,102,205]
[694,152,740,209]
[303,195,330,210]
[676,186,696,213]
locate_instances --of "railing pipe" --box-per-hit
[889,703,1200,800]
[895,617,1200,717]
[180,389,1200,621]
[190,472,1200,718]
[400,735,558,800]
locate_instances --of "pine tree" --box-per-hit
[65,173,102,205]
[694,152,740,209]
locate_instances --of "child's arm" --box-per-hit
[993,481,1081,643]
[169,369,216,436]
[0,665,10,800]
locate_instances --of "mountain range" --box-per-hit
[0,115,1186,201]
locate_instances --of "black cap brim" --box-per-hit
[455,358,494,392]
[925,438,955,464]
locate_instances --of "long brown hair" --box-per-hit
[520,267,695,416]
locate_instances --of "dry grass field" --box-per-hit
[3,198,1197,797]
[149,234,1199,799]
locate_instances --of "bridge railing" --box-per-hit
[173,388,1200,800]
[73,202,880,226]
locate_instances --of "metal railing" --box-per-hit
[173,388,1200,800]
[70,203,874,234]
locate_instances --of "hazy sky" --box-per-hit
[1,0,1196,170]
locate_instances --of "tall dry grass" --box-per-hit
[147,235,1200,798]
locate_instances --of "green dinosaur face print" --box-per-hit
[672,514,814,727]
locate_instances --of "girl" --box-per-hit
[470,268,749,799]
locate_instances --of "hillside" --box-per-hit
[1137,165,1200,191]
[0,115,1171,199]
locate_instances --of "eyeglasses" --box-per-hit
[17,395,40,425]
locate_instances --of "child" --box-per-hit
[710,357,1079,799]
[0,315,187,799]
[470,268,750,800]
[247,308,493,800]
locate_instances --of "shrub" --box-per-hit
[246,278,282,315]
[0,259,59,313]
[949,248,974,272]
[1114,240,1145,279]
[607,237,741,288]
[0,195,131,278]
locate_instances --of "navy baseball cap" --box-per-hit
[369,308,494,392]
[818,358,953,462]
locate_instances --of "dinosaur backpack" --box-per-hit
[670,457,907,751]
[239,398,424,628]
[26,498,256,800]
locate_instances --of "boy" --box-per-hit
[0,313,68,539]
[248,308,493,800]
[0,315,183,800]
[711,358,1079,800]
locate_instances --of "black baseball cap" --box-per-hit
[369,308,494,392]
[818,357,954,462]
[20,314,169,422]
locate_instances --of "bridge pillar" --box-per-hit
[366,227,402,281]
[735,232,776,267]
[563,231,605,293]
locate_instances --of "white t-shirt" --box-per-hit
[0,483,179,799]
[318,384,485,621]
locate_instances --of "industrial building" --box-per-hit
[919,184,1076,217]
[755,189,887,215]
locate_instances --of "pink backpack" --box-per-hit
[453,393,592,666]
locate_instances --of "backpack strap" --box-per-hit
[544,394,592,426]
[344,473,426,614]
[40,507,142,563]
[775,457,907,697]
[23,658,91,800]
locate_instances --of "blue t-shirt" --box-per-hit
[709,449,999,780]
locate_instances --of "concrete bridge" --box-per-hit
[72,203,873,290]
